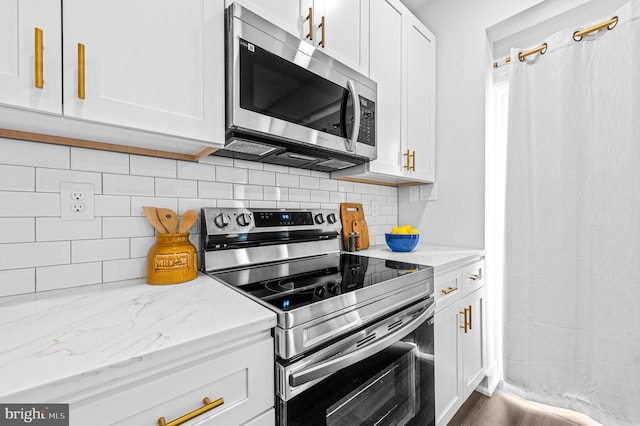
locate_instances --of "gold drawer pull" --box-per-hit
[441,286,458,295]
[459,307,469,334]
[468,304,473,330]
[318,15,325,47]
[77,43,85,99]
[35,28,44,88]
[404,149,411,169]
[157,397,224,426]
[305,7,313,40]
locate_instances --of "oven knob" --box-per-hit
[316,286,326,297]
[237,213,251,227]
[214,213,231,228]
[314,213,325,224]
[327,213,337,224]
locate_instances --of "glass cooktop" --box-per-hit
[210,253,429,311]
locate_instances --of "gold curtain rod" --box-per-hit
[493,15,619,68]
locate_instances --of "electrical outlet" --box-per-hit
[419,183,438,201]
[61,182,94,221]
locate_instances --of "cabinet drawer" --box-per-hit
[462,259,485,296]
[435,267,463,310]
[71,337,274,426]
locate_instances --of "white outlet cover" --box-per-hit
[61,182,95,221]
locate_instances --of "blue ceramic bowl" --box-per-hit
[385,233,419,252]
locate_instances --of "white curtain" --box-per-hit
[502,1,640,425]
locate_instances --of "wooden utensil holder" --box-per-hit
[147,233,197,285]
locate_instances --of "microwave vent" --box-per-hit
[315,159,357,170]
[225,139,278,157]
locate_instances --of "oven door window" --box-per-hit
[239,39,354,139]
[279,324,434,426]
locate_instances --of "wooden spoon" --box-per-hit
[178,210,198,233]
[157,208,178,234]
[143,206,168,234]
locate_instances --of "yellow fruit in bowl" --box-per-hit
[408,228,419,234]
[390,227,401,234]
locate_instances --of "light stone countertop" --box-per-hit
[360,243,485,274]
[0,274,276,399]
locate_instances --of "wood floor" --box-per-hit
[448,390,601,426]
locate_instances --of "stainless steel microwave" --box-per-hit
[214,3,377,172]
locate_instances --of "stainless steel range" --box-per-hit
[201,207,435,426]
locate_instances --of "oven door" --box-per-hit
[276,297,435,426]
[226,4,376,160]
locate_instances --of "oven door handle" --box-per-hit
[289,301,435,387]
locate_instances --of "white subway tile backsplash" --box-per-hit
[103,217,154,238]
[264,186,288,201]
[36,169,102,193]
[216,165,248,183]
[131,155,177,178]
[71,148,129,174]
[103,258,146,282]
[177,161,216,181]
[130,197,178,217]
[248,170,275,186]
[276,173,299,188]
[233,159,263,170]
[0,140,398,296]
[0,138,69,169]
[0,192,60,217]
[289,188,311,202]
[0,241,70,270]
[0,165,34,191]
[299,176,320,190]
[199,181,233,199]
[155,178,197,198]
[36,218,102,242]
[178,198,216,215]
[72,239,129,263]
[95,195,131,217]
[0,218,35,243]
[234,184,263,200]
[130,237,155,258]
[103,174,154,196]
[36,262,102,292]
[0,269,35,296]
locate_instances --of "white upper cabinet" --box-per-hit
[0,0,61,114]
[305,0,369,74]
[332,0,436,185]
[406,13,435,182]
[227,0,301,37]
[62,0,224,144]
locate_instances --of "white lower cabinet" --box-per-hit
[70,335,274,426]
[434,258,486,426]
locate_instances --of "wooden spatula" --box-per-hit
[178,210,198,233]
[143,206,168,234]
[157,208,178,234]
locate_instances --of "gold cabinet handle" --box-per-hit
[411,150,416,171]
[319,16,325,47]
[404,149,411,170]
[305,7,313,40]
[441,286,458,295]
[157,397,224,426]
[35,28,44,88]
[469,269,483,281]
[468,304,473,330]
[77,43,85,99]
[459,308,468,334]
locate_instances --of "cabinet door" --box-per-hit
[434,301,464,426]
[0,0,61,114]
[230,0,300,36]
[461,288,486,399]
[62,0,224,144]
[406,14,435,182]
[368,0,406,177]
[312,0,369,74]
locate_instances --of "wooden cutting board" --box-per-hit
[340,203,370,250]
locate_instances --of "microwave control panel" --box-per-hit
[358,96,375,147]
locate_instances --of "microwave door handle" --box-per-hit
[345,80,360,152]
[289,301,435,387]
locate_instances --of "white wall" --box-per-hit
[398,0,543,249]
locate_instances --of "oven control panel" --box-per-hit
[202,207,341,235]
